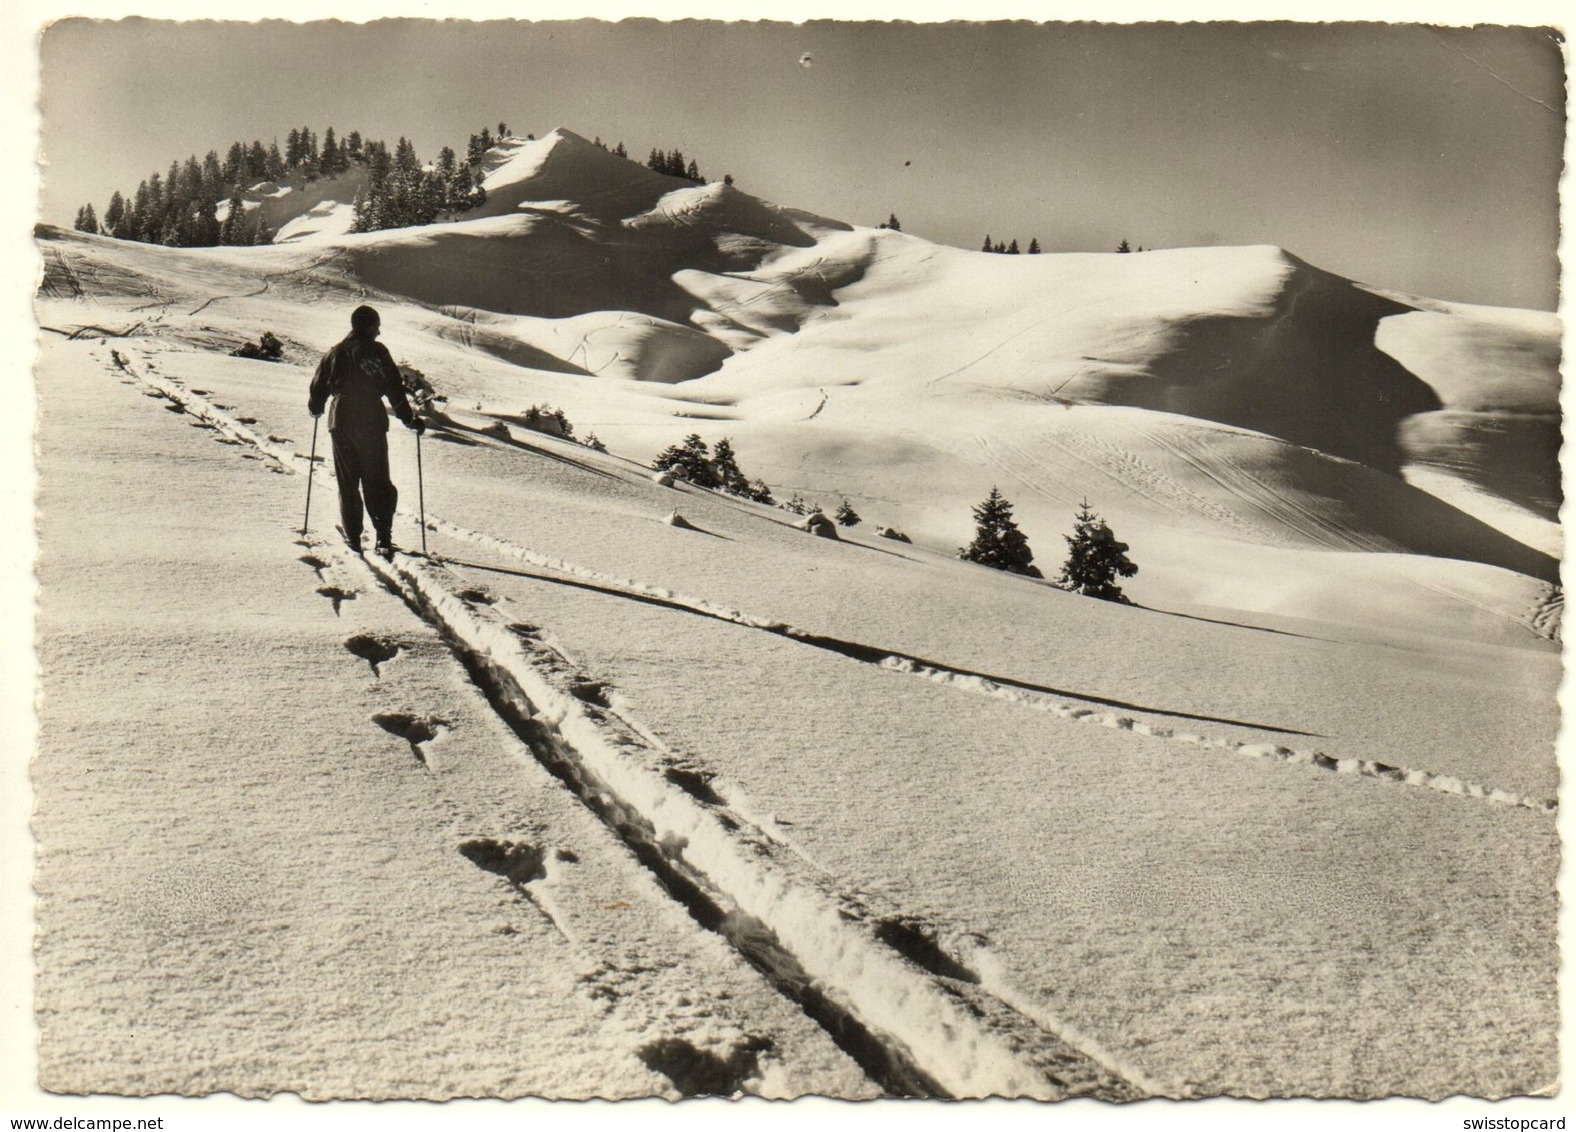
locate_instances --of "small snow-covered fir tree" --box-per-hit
[835,499,861,527]
[710,438,751,496]
[652,433,719,487]
[1056,499,1137,602]
[958,487,1041,578]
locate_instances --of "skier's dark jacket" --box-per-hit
[308,333,415,434]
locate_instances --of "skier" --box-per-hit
[308,305,424,559]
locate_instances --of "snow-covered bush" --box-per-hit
[398,363,439,410]
[796,511,839,539]
[654,434,721,487]
[522,404,575,440]
[651,434,773,501]
[231,330,284,362]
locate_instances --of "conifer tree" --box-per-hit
[320,127,341,176]
[1007,238,1020,254]
[73,204,98,234]
[982,233,994,253]
[246,140,268,182]
[1027,237,1041,254]
[220,191,246,245]
[835,499,861,527]
[994,241,1006,254]
[498,122,508,139]
[201,150,224,198]
[614,141,627,158]
[103,191,125,237]
[1116,238,1131,253]
[958,487,1041,577]
[1055,499,1137,602]
[709,437,750,495]
[685,158,701,181]
[653,434,720,487]
[223,142,246,186]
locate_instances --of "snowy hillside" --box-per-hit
[31,126,1560,1100]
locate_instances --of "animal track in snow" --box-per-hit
[344,633,401,677]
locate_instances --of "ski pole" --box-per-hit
[301,416,319,537]
[416,424,427,557]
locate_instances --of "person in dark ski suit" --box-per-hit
[308,305,424,555]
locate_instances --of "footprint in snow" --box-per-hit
[316,585,357,615]
[372,711,445,767]
[344,633,401,676]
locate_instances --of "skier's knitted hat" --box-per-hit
[350,305,381,333]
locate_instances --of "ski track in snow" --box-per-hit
[347,540,1158,1100]
[428,515,1555,815]
[108,343,1558,820]
[93,342,1561,1096]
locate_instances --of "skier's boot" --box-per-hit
[338,525,363,554]
[374,532,395,561]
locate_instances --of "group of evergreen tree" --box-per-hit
[959,489,1137,602]
[1116,239,1149,252]
[77,126,375,246]
[590,137,629,158]
[76,120,519,246]
[350,136,487,233]
[465,124,516,165]
[652,434,773,503]
[646,148,703,182]
[981,235,1041,255]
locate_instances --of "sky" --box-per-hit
[33,19,1569,308]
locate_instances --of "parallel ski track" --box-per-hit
[106,344,1157,1101]
[429,515,1556,815]
[111,345,1557,816]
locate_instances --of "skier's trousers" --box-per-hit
[330,427,398,541]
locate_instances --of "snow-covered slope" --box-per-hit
[30,322,1558,1098]
[35,125,1561,639]
[29,131,1563,1099]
